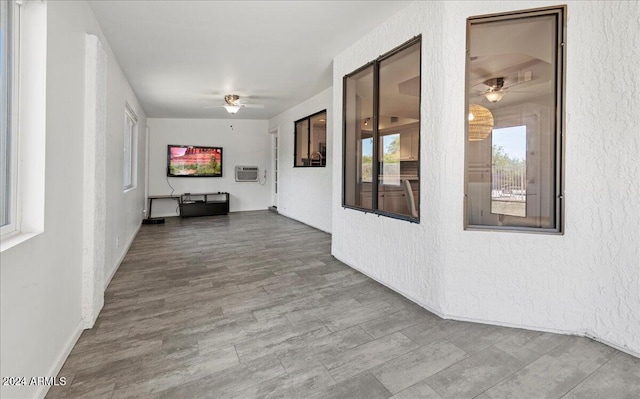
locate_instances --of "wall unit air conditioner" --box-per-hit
[235,165,259,182]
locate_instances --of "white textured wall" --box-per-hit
[81,34,107,327]
[269,88,333,232]
[0,1,147,398]
[103,39,147,285]
[332,0,640,356]
[147,118,270,215]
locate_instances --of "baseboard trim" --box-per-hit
[276,210,332,234]
[333,254,447,319]
[38,223,144,398]
[332,251,640,359]
[441,313,640,359]
[104,223,141,290]
[35,319,84,399]
[582,331,640,359]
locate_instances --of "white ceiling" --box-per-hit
[87,1,411,120]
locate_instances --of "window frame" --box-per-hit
[0,0,47,251]
[123,103,138,191]
[293,109,327,168]
[463,5,566,234]
[1,0,20,237]
[341,36,422,223]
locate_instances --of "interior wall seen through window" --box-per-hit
[465,7,564,232]
[343,37,421,221]
[294,110,326,167]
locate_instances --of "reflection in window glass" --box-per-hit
[295,119,309,166]
[294,111,326,167]
[344,66,374,209]
[377,42,420,217]
[465,7,564,232]
[491,126,526,217]
[381,133,400,186]
[361,137,373,183]
[309,112,326,166]
[343,38,420,220]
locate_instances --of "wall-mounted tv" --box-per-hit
[167,145,223,177]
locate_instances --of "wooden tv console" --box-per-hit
[179,192,229,217]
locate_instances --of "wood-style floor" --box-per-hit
[48,211,640,398]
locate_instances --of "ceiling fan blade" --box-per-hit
[202,94,265,111]
[502,80,528,90]
[471,81,492,91]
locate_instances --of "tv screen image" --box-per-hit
[167,145,223,177]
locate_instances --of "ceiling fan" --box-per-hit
[204,94,265,114]
[472,73,532,103]
[479,77,507,103]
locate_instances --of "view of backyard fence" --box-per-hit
[491,162,526,217]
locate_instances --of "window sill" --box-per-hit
[464,225,563,235]
[342,205,420,224]
[0,231,42,252]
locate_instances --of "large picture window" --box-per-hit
[294,110,326,167]
[343,37,421,221]
[465,6,565,233]
[0,0,46,247]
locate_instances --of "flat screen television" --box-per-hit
[167,145,223,177]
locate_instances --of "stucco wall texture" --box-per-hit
[270,88,333,233]
[331,1,640,356]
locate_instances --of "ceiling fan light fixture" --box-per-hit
[224,94,240,104]
[484,90,505,103]
[203,94,263,113]
[224,104,241,114]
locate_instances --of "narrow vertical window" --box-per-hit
[343,36,421,221]
[344,65,374,209]
[1,0,17,234]
[124,104,138,190]
[465,6,565,232]
[294,110,327,167]
[274,136,278,194]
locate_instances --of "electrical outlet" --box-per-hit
[116,236,120,248]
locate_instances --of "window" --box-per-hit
[1,0,18,235]
[343,37,421,221]
[294,110,326,167]
[0,0,46,249]
[464,6,565,233]
[124,104,138,190]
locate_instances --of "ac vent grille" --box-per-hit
[235,165,259,182]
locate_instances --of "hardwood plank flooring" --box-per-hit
[47,211,640,398]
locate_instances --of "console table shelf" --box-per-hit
[147,195,180,220]
[179,192,229,217]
